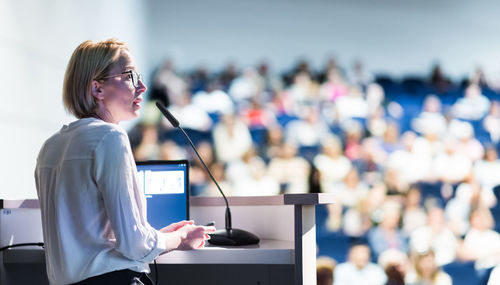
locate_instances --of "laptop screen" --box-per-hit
[136,160,189,230]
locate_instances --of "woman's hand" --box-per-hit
[159,220,194,233]
[175,224,217,250]
[162,222,216,251]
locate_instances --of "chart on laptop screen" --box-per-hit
[136,160,189,229]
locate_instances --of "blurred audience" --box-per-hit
[133,58,500,284]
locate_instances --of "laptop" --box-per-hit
[136,160,189,230]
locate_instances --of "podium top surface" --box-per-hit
[190,193,335,207]
[1,193,335,209]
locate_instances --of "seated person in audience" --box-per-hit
[379,122,403,156]
[262,124,285,161]
[365,83,385,115]
[410,207,458,267]
[335,86,370,123]
[474,145,500,195]
[432,137,472,184]
[203,162,234,197]
[226,147,280,196]
[255,60,285,95]
[166,89,213,132]
[286,70,320,106]
[483,100,500,144]
[444,178,479,236]
[228,67,262,104]
[456,173,496,210]
[319,67,349,102]
[347,60,374,90]
[343,197,373,237]
[317,256,337,285]
[158,140,187,161]
[452,83,490,120]
[313,136,352,193]
[212,112,253,164]
[448,120,484,162]
[405,250,452,285]
[329,167,370,209]
[267,142,310,194]
[240,96,277,129]
[402,185,427,235]
[352,137,385,186]
[411,95,447,137]
[217,62,238,91]
[387,132,432,191]
[150,59,188,107]
[458,207,500,272]
[342,183,387,236]
[284,105,330,147]
[429,64,453,94]
[191,79,234,115]
[468,66,489,89]
[133,124,161,161]
[367,106,387,138]
[343,119,364,161]
[412,125,445,168]
[368,200,408,259]
[189,141,217,195]
[378,249,410,285]
[334,244,387,285]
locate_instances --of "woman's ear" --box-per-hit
[91,80,104,100]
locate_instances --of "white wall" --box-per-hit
[0,0,147,199]
[146,0,500,79]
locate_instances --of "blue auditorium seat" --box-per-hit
[298,145,320,162]
[208,112,221,125]
[316,204,329,237]
[276,113,299,127]
[249,127,268,145]
[482,87,500,101]
[416,182,446,207]
[316,231,351,263]
[442,261,480,285]
[375,75,401,99]
[162,128,212,146]
[491,185,500,233]
[401,76,431,96]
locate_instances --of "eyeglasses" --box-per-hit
[98,70,143,88]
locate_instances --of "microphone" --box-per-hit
[156,101,259,246]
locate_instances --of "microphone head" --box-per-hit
[156,101,180,128]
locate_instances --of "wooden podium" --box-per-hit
[0,193,334,285]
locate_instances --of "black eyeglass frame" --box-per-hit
[97,70,143,88]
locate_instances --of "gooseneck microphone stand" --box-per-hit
[156,101,259,246]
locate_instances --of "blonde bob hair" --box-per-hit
[63,39,128,118]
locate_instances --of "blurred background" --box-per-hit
[2,0,500,284]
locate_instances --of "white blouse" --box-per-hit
[35,118,166,285]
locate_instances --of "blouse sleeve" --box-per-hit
[93,127,167,262]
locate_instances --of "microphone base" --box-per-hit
[208,228,260,246]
